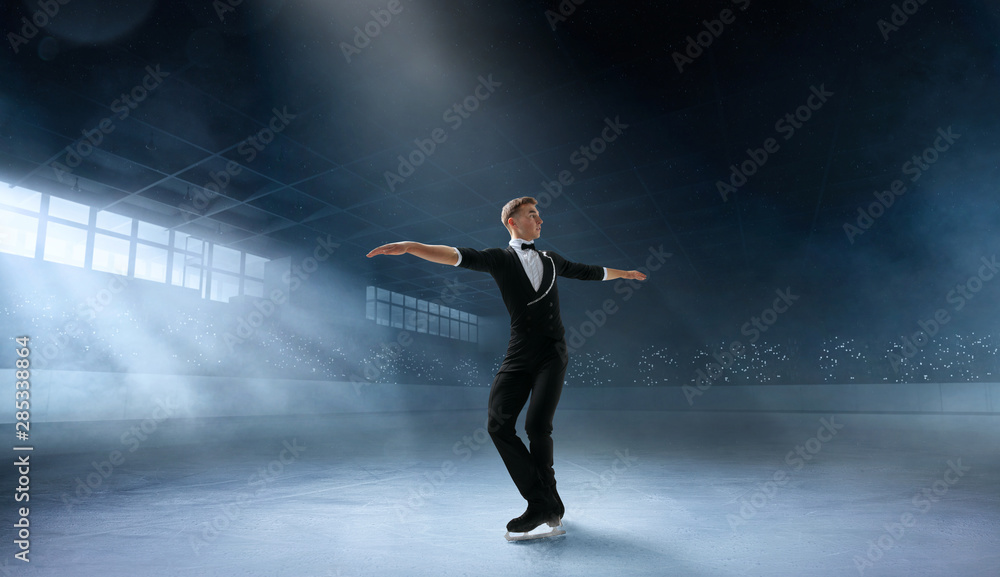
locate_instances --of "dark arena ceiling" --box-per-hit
[1,0,998,322]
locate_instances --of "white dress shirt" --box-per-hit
[509,238,545,291]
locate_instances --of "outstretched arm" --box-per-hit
[366,241,459,266]
[605,268,647,281]
[550,251,647,282]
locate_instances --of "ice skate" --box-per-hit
[504,522,566,541]
[503,503,564,541]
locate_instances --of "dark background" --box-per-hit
[1,0,999,385]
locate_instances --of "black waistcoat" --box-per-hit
[456,246,604,371]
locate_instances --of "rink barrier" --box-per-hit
[2,370,998,423]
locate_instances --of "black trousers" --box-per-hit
[487,339,568,505]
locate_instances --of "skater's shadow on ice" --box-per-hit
[508,522,681,567]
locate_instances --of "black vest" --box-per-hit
[456,246,604,368]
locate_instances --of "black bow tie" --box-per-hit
[520,243,536,251]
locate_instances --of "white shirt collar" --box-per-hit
[509,238,539,251]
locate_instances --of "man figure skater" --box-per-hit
[366,197,647,536]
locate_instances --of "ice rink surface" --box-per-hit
[7,409,999,577]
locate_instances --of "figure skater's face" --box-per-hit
[508,204,542,241]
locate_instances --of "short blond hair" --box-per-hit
[501,197,537,231]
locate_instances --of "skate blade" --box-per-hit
[504,524,566,542]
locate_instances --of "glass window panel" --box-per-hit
[47,196,90,224]
[391,305,403,328]
[174,250,202,269]
[212,244,241,273]
[366,299,376,321]
[173,230,189,250]
[43,222,86,268]
[450,319,460,339]
[377,300,390,326]
[437,316,447,337]
[245,253,267,279]
[377,288,390,301]
[135,244,168,283]
[428,315,439,336]
[460,311,469,322]
[210,272,240,302]
[405,295,416,309]
[367,286,375,301]
[417,299,428,312]
[461,323,469,341]
[244,279,264,298]
[183,265,203,290]
[416,311,428,333]
[186,237,204,257]
[0,187,41,212]
[470,324,477,343]
[137,220,169,245]
[451,308,461,319]
[404,308,416,331]
[171,256,184,287]
[175,231,204,255]
[429,302,439,315]
[0,210,37,257]
[439,306,450,319]
[92,233,130,275]
[96,210,132,235]
[391,291,404,305]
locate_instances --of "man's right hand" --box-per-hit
[367,242,411,258]
[367,242,459,265]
